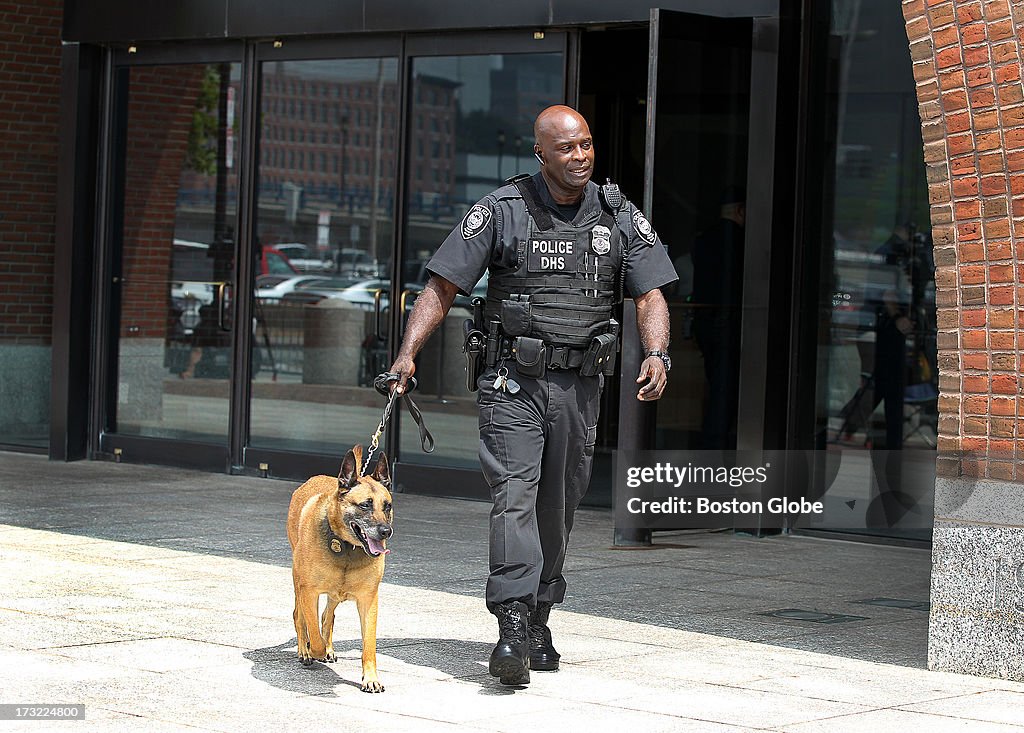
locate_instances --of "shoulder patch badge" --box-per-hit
[591,224,611,255]
[461,204,492,240]
[632,210,657,246]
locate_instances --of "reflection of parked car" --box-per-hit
[274,242,333,273]
[263,245,299,275]
[274,242,311,260]
[280,277,425,313]
[255,274,332,300]
[331,248,377,277]
[312,278,408,311]
[172,239,298,309]
[279,276,366,306]
[335,279,390,310]
[168,239,297,377]
[171,239,217,306]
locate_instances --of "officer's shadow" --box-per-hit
[245,637,522,696]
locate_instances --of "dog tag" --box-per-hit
[504,378,521,394]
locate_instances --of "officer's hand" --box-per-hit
[636,356,667,401]
[387,357,416,394]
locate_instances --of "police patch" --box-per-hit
[591,224,611,255]
[632,210,657,246]
[527,238,575,273]
[461,204,491,239]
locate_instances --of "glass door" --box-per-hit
[101,54,242,465]
[245,44,401,469]
[393,34,566,494]
[808,0,934,541]
[638,9,754,454]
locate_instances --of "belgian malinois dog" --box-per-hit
[286,444,394,692]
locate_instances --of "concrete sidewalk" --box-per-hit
[1,452,1022,731]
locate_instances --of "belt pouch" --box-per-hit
[603,319,620,376]
[513,336,546,379]
[602,341,618,376]
[581,333,617,377]
[500,297,531,337]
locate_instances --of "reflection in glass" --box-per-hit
[249,58,399,453]
[816,0,935,539]
[638,29,751,453]
[400,54,563,468]
[113,63,240,441]
[691,188,747,450]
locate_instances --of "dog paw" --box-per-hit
[360,678,385,693]
[324,651,337,663]
[300,656,313,667]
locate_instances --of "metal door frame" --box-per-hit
[92,41,246,471]
[238,35,405,479]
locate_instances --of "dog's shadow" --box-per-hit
[245,637,512,696]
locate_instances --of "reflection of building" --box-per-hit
[456,152,535,203]
[258,72,456,204]
[489,55,561,135]
[407,75,459,202]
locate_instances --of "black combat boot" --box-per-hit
[488,601,530,685]
[528,601,561,671]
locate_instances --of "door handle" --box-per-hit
[400,289,416,314]
[217,282,232,331]
[373,288,389,341]
[399,289,418,332]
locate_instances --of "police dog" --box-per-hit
[286,444,394,692]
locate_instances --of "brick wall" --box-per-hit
[903,0,1024,480]
[121,67,204,339]
[0,0,63,345]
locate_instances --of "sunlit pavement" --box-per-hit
[1,451,1022,732]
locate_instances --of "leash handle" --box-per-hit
[362,372,434,476]
[373,371,417,397]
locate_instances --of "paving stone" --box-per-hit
[778,707,1024,733]
[899,689,1024,727]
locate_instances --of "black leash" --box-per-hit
[363,372,435,475]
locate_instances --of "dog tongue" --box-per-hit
[367,537,387,556]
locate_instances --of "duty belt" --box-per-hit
[485,334,587,370]
[546,345,586,370]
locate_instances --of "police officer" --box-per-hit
[389,106,676,685]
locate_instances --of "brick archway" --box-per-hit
[903,0,1024,681]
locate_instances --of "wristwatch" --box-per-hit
[646,349,672,372]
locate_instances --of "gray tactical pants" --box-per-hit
[477,364,602,611]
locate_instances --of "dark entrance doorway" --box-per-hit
[577,13,759,507]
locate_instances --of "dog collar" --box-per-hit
[321,515,357,554]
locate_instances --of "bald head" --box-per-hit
[532,105,594,204]
[534,105,588,144]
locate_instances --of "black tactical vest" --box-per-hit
[485,176,623,349]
